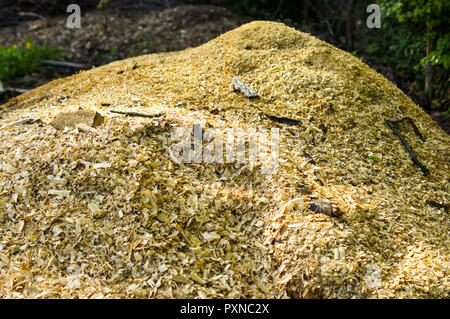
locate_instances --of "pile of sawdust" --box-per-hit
[0,21,448,298]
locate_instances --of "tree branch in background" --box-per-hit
[425,24,435,104]
[270,0,284,20]
[41,60,86,70]
[345,0,354,51]
[303,0,309,25]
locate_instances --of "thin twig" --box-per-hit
[0,87,30,96]
[385,119,429,176]
[390,117,426,141]
[270,0,285,20]
[18,11,47,20]
[303,151,316,164]
[41,60,86,70]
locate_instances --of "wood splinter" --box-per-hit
[9,118,42,126]
[110,110,165,118]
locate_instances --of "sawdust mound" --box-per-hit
[0,21,449,298]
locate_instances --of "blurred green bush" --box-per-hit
[0,40,61,81]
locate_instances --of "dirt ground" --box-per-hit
[0,3,448,133]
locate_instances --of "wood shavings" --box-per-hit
[0,21,448,299]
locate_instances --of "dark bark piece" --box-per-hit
[131,62,143,70]
[385,119,429,176]
[298,185,312,195]
[318,123,328,134]
[309,200,343,217]
[426,200,448,213]
[265,113,300,126]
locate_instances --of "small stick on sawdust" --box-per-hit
[41,60,85,70]
[390,117,426,141]
[385,119,429,176]
[110,110,165,118]
[0,87,30,96]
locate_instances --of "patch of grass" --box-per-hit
[119,270,132,279]
[0,40,61,81]
[368,155,379,163]
[107,47,118,62]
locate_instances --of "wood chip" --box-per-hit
[50,109,104,130]
[230,76,259,98]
